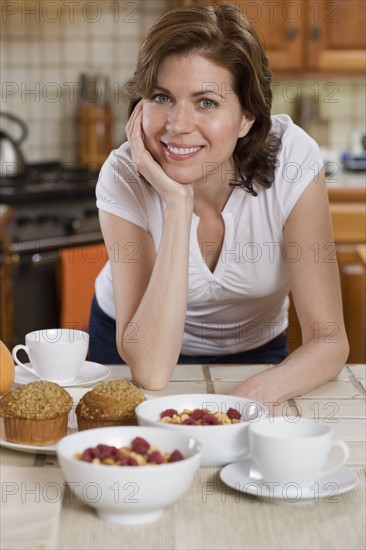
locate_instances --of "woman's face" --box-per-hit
[142,53,254,187]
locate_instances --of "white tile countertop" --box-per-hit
[0,364,365,550]
[320,147,366,189]
[1,363,365,467]
[326,169,366,189]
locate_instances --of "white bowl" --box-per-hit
[57,426,202,525]
[136,394,267,467]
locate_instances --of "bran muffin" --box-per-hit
[75,379,146,430]
[0,381,72,445]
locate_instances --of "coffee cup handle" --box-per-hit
[12,345,41,378]
[322,440,350,476]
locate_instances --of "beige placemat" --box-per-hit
[0,466,65,550]
[58,467,365,550]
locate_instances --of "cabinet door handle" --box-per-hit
[287,25,300,40]
[310,25,322,41]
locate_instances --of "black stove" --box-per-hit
[1,162,104,347]
[0,161,102,251]
[0,161,99,203]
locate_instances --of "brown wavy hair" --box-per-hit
[127,2,281,196]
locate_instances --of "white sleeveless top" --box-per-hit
[95,114,323,355]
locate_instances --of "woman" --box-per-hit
[89,2,348,404]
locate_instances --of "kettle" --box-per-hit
[0,112,28,177]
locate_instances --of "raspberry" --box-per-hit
[120,455,138,466]
[131,437,150,454]
[182,418,196,425]
[202,413,219,425]
[80,447,99,462]
[190,409,204,421]
[147,451,164,464]
[227,408,241,420]
[160,408,178,419]
[168,450,184,462]
[77,439,186,466]
[96,444,121,460]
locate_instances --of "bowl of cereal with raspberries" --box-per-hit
[135,394,267,466]
[56,426,202,525]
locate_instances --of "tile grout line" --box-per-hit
[202,365,215,394]
[346,364,366,397]
[288,398,300,416]
[34,453,48,467]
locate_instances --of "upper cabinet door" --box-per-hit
[182,0,305,69]
[307,0,366,71]
[238,0,305,70]
[182,0,366,74]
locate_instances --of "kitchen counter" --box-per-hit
[1,363,365,550]
[325,165,365,248]
[326,169,366,190]
[326,168,365,206]
[321,146,366,191]
[321,144,365,207]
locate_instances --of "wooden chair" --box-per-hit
[57,244,108,330]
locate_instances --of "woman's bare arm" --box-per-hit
[231,171,349,404]
[99,101,194,390]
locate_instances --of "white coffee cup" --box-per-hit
[12,329,89,384]
[249,416,349,490]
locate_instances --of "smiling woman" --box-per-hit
[88,2,349,405]
[128,2,280,197]
[141,54,253,187]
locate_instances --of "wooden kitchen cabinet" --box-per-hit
[307,0,366,71]
[330,191,366,362]
[182,0,366,74]
[288,188,366,362]
[338,247,365,363]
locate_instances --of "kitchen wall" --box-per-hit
[271,79,366,153]
[0,0,179,163]
[1,0,365,163]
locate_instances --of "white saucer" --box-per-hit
[220,458,359,504]
[14,361,111,387]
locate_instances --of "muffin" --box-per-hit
[75,379,146,431]
[0,381,72,445]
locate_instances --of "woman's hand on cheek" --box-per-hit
[125,101,194,208]
[125,101,154,174]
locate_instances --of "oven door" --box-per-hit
[1,239,106,348]
[4,250,60,347]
